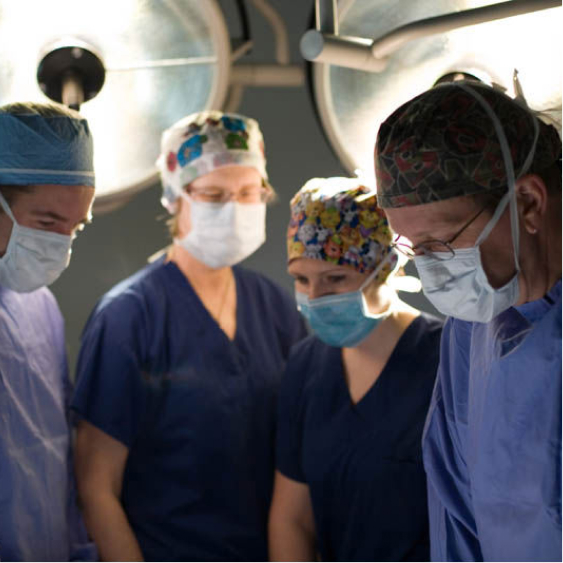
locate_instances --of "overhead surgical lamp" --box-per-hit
[302,0,562,183]
[0,0,303,213]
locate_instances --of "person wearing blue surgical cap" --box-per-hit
[0,101,96,561]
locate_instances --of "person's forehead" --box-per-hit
[384,196,476,239]
[288,257,357,276]
[15,184,94,215]
[191,165,261,187]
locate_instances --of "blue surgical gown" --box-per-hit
[71,258,307,562]
[276,313,443,561]
[0,286,96,562]
[423,280,562,562]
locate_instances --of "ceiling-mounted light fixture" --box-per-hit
[302,0,562,184]
[0,0,231,213]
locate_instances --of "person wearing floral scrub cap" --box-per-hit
[269,176,443,562]
[71,111,306,562]
[375,80,562,561]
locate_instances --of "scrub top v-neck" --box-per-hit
[276,313,442,562]
[72,257,307,562]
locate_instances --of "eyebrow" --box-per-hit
[31,210,91,225]
[197,183,262,191]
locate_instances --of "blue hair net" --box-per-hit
[0,112,95,187]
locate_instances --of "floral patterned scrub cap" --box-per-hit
[157,110,269,212]
[287,177,399,280]
[375,81,562,208]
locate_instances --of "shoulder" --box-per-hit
[412,312,444,342]
[83,259,176,343]
[0,285,63,325]
[92,259,173,319]
[288,333,330,365]
[283,334,336,390]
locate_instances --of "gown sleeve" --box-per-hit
[423,318,483,562]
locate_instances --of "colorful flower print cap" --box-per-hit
[375,81,562,208]
[157,110,269,212]
[287,177,398,280]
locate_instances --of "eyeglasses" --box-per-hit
[393,204,489,261]
[185,185,271,204]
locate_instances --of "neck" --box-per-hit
[520,202,562,303]
[350,296,420,358]
[167,242,232,288]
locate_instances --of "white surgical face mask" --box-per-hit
[175,194,266,269]
[0,192,73,293]
[413,83,539,323]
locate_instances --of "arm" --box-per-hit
[74,420,144,562]
[269,470,316,562]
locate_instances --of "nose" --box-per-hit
[308,282,327,300]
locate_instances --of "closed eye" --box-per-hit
[292,275,308,285]
[37,220,56,228]
[326,275,346,284]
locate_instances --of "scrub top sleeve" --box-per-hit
[424,319,482,561]
[275,344,309,483]
[71,299,149,449]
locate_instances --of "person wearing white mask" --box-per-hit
[72,111,307,562]
[0,101,96,561]
[375,81,562,561]
[268,177,443,562]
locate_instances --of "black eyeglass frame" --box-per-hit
[393,204,490,261]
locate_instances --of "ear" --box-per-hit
[515,174,548,235]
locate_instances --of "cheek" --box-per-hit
[293,280,308,294]
[479,240,517,289]
[176,204,192,236]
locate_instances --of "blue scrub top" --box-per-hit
[423,281,562,562]
[0,286,96,562]
[276,313,443,561]
[72,258,306,562]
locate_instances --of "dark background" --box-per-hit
[50,0,438,375]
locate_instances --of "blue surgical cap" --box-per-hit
[0,112,95,187]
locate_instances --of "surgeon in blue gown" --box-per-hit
[72,111,306,562]
[0,102,96,561]
[269,177,443,562]
[375,81,562,561]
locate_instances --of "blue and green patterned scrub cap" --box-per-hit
[157,110,269,213]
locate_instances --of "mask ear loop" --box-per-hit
[358,249,401,319]
[456,83,540,273]
[359,249,397,292]
[0,191,17,224]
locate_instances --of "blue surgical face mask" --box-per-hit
[295,253,395,348]
[413,83,539,323]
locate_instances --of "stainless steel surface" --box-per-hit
[0,0,231,211]
[312,0,562,183]
[301,30,388,72]
[315,0,339,34]
[371,0,562,59]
